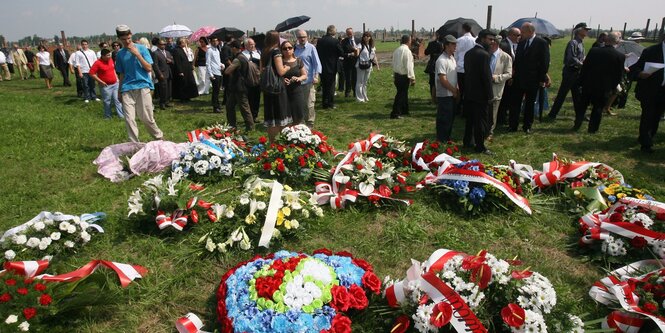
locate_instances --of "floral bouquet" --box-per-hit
[127,174,230,232]
[383,249,584,332]
[188,123,249,147]
[531,154,624,190]
[348,133,411,169]
[198,177,323,254]
[1,212,105,263]
[432,160,532,214]
[1,270,54,332]
[410,140,461,172]
[216,249,381,333]
[578,197,665,263]
[589,259,665,332]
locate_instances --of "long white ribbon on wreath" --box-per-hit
[0,211,105,243]
[256,179,284,248]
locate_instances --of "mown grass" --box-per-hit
[0,37,663,332]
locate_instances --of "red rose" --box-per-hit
[390,315,410,333]
[259,136,268,144]
[392,186,401,194]
[277,162,285,172]
[352,258,374,272]
[330,285,351,312]
[5,279,16,286]
[446,147,453,155]
[17,288,28,295]
[0,292,11,302]
[361,271,381,294]
[316,161,323,168]
[356,163,364,170]
[430,142,440,149]
[348,284,368,310]
[263,162,272,170]
[39,294,52,306]
[378,185,393,197]
[644,302,658,313]
[609,213,624,222]
[23,307,37,320]
[335,251,354,257]
[313,248,333,255]
[330,314,352,333]
[299,156,306,167]
[34,283,47,292]
[277,145,285,152]
[501,303,526,328]
[318,144,328,154]
[631,236,648,249]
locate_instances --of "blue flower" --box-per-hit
[608,195,617,203]
[469,187,486,205]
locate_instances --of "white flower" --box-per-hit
[43,218,54,226]
[67,225,77,234]
[225,209,235,218]
[4,250,16,260]
[5,315,18,324]
[26,237,40,248]
[38,237,52,250]
[193,160,210,175]
[290,219,300,229]
[50,232,61,240]
[13,234,27,245]
[216,242,227,253]
[302,209,310,218]
[257,201,267,210]
[80,231,91,243]
[205,238,215,252]
[33,221,46,231]
[79,221,89,230]
[59,221,71,231]
[64,240,75,248]
[209,155,222,168]
[18,321,29,331]
[239,196,250,205]
[127,189,144,217]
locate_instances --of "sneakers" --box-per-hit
[94,98,101,102]
[84,100,89,103]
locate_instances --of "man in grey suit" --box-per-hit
[152,40,173,110]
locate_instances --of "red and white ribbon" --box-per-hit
[579,198,665,245]
[589,259,665,332]
[2,260,146,288]
[603,311,644,333]
[156,210,188,231]
[187,130,210,143]
[176,313,211,333]
[532,153,624,189]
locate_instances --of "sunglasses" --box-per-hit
[282,46,293,50]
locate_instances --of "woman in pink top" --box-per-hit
[89,49,124,119]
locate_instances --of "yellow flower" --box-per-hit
[637,194,645,199]
[284,185,292,191]
[276,211,284,226]
[604,188,615,195]
[609,184,620,189]
[282,207,291,217]
[284,220,291,229]
[245,214,257,224]
[617,193,626,199]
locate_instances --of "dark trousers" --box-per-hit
[549,68,580,118]
[343,61,357,96]
[74,68,83,97]
[226,90,254,130]
[81,73,97,100]
[391,74,410,117]
[156,77,172,107]
[436,96,455,142]
[456,72,466,113]
[509,84,538,131]
[58,66,70,86]
[575,93,607,132]
[463,100,491,151]
[337,59,344,91]
[211,75,222,111]
[497,81,512,125]
[320,72,336,108]
[638,97,665,149]
[247,85,261,119]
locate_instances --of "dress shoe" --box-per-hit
[572,123,581,131]
[641,146,655,154]
[507,128,518,132]
[390,115,402,119]
[213,108,222,113]
[524,128,532,134]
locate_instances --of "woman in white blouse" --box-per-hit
[36,45,53,89]
[355,31,379,102]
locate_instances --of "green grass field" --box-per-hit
[0,38,664,332]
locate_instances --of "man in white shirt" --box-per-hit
[75,40,99,102]
[435,35,458,141]
[0,50,10,81]
[391,35,415,119]
[488,36,513,139]
[454,23,476,114]
[294,29,322,128]
[206,37,224,113]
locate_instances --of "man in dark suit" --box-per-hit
[341,27,358,98]
[509,22,550,133]
[577,32,625,133]
[152,40,173,109]
[463,29,496,155]
[629,35,665,153]
[53,43,71,86]
[316,25,344,109]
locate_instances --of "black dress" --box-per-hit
[263,48,291,127]
[171,47,198,100]
[283,57,305,124]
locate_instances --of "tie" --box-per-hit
[526,40,531,50]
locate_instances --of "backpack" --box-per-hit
[259,51,284,95]
[245,56,260,88]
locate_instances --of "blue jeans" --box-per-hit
[81,73,97,100]
[101,82,124,118]
[436,96,455,142]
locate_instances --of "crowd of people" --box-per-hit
[0,21,663,152]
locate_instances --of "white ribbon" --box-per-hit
[1,211,105,242]
[258,179,284,248]
[176,313,211,333]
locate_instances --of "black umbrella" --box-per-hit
[437,17,483,38]
[507,18,560,37]
[209,27,245,40]
[250,34,266,51]
[275,15,311,32]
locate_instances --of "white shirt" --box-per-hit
[435,52,457,97]
[455,32,476,73]
[75,49,97,73]
[242,49,261,62]
[508,39,517,58]
[392,44,415,79]
[356,44,376,68]
[184,47,194,62]
[206,47,223,77]
[68,52,78,67]
[0,51,5,64]
[36,51,51,66]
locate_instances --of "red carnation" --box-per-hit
[335,251,354,257]
[0,292,11,302]
[362,271,381,294]
[259,136,267,144]
[277,161,285,172]
[352,258,374,272]
[299,156,306,167]
[318,144,329,154]
[631,236,648,249]
[277,145,285,152]
[375,160,383,170]
[330,285,351,312]
[330,314,352,333]
[446,147,453,155]
[392,186,401,194]
[39,294,52,306]
[316,161,324,168]
[263,162,272,170]
[348,285,369,310]
[356,163,364,170]
[644,302,658,313]
[23,307,37,320]
[5,279,16,286]
[34,283,47,292]
[17,288,28,295]
[313,248,333,255]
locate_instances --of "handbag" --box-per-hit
[358,45,372,70]
[259,51,284,95]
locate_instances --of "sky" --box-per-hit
[1,0,663,42]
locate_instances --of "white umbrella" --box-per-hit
[159,24,193,38]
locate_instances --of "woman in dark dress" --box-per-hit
[171,38,198,101]
[261,30,291,142]
[280,41,307,124]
